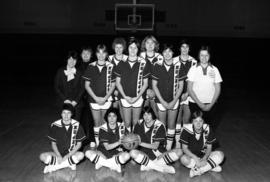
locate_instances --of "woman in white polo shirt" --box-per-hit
[187,46,222,130]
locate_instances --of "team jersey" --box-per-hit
[180,123,216,157]
[173,55,197,93]
[133,119,166,160]
[108,54,128,66]
[140,52,163,90]
[47,119,86,156]
[98,122,127,158]
[152,58,185,103]
[140,52,163,65]
[83,61,115,103]
[114,57,150,98]
[187,63,222,103]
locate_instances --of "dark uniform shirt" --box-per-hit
[98,122,127,158]
[114,57,150,98]
[83,61,115,103]
[133,119,166,160]
[180,123,216,157]
[48,119,86,156]
[152,59,185,103]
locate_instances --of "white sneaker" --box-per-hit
[43,165,54,174]
[140,165,151,171]
[211,166,222,172]
[95,163,102,170]
[69,164,76,171]
[162,164,176,174]
[189,167,202,178]
[110,162,121,173]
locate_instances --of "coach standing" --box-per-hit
[187,46,222,131]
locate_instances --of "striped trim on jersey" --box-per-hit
[136,57,147,96]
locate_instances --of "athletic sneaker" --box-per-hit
[211,166,222,172]
[43,165,54,174]
[95,163,102,170]
[162,164,176,174]
[69,164,76,171]
[189,167,202,178]
[140,165,151,171]
[110,161,122,173]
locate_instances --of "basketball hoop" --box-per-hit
[130,24,138,33]
[115,3,155,32]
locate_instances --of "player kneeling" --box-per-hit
[180,110,224,178]
[129,107,182,174]
[39,104,86,174]
[85,108,130,173]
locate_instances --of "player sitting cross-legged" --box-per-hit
[180,110,224,178]
[85,108,130,173]
[129,106,183,174]
[39,103,86,174]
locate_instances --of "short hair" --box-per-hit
[179,39,190,48]
[191,110,204,121]
[127,36,140,50]
[80,46,93,55]
[112,37,126,51]
[96,44,108,54]
[66,50,78,60]
[198,45,211,63]
[141,35,159,52]
[104,107,122,123]
[62,103,75,116]
[161,43,174,53]
[142,106,157,120]
[199,46,211,55]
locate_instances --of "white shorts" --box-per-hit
[90,102,112,110]
[120,97,144,108]
[157,100,179,111]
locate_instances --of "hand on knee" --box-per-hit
[180,155,191,167]
[76,152,84,161]
[129,149,139,159]
[85,150,95,159]
[121,152,131,161]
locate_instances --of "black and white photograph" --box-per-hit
[0,0,270,181]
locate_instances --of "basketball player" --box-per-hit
[174,40,197,148]
[83,44,115,147]
[187,46,222,130]
[85,108,130,173]
[39,103,86,173]
[180,110,224,177]
[152,44,185,150]
[140,35,163,116]
[130,107,182,174]
[108,37,128,115]
[78,46,96,148]
[115,37,150,132]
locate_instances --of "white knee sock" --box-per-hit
[52,155,79,171]
[166,129,175,150]
[158,151,179,165]
[175,124,182,148]
[93,127,100,146]
[200,151,223,173]
[88,152,120,171]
